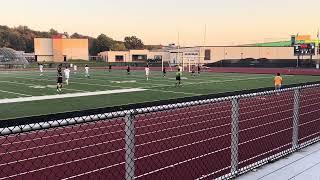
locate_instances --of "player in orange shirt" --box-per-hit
[274,73,283,90]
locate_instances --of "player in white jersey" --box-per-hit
[64,67,71,85]
[39,64,44,76]
[73,65,77,74]
[85,65,90,78]
[145,65,150,81]
[178,65,183,75]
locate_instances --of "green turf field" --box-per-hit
[0,69,319,120]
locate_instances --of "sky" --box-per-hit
[1,0,320,46]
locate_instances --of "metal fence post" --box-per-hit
[292,88,301,150]
[231,97,240,176]
[125,112,136,180]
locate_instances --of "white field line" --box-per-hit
[0,80,87,93]
[149,76,271,88]
[3,75,127,89]
[147,89,201,96]
[1,74,271,98]
[3,73,269,88]
[1,75,272,101]
[4,73,169,87]
[2,73,270,90]
[0,90,31,97]
[73,76,168,87]
[87,72,263,83]
[0,88,146,104]
[66,72,271,85]
[1,75,198,98]
[20,70,270,80]
[0,75,196,96]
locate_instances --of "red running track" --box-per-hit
[238,92,295,169]
[298,88,320,144]
[0,87,319,179]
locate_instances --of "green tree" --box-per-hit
[8,31,26,51]
[93,34,114,54]
[0,27,10,47]
[49,28,59,36]
[124,36,144,49]
[0,25,151,55]
[112,41,127,51]
[70,33,83,39]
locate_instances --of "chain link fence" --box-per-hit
[0,83,320,180]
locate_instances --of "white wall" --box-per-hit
[37,56,54,62]
[199,46,297,63]
[99,46,299,65]
[99,50,170,63]
[34,38,53,56]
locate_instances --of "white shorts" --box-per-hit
[65,75,69,79]
[275,84,282,90]
[146,72,150,76]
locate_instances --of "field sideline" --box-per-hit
[0,69,319,120]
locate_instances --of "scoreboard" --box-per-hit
[294,43,316,56]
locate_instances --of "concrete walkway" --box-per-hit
[237,142,320,180]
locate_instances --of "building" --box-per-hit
[98,49,170,63]
[34,35,89,62]
[99,46,297,65]
[173,46,297,64]
[98,35,319,67]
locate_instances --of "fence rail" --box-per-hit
[1,83,320,179]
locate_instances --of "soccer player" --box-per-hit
[175,69,182,87]
[274,73,283,90]
[108,65,112,72]
[198,64,201,75]
[57,65,63,93]
[73,65,77,74]
[127,65,131,75]
[178,64,183,73]
[85,64,90,78]
[64,67,71,85]
[163,67,167,77]
[191,66,196,77]
[39,63,44,76]
[145,65,150,81]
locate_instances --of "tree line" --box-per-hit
[0,25,161,55]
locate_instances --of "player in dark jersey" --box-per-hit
[163,67,167,77]
[127,65,131,75]
[175,69,182,87]
[108,65,112,72]
[197,64,201,75]
[191,66,196,77]
[57,65,63,93]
